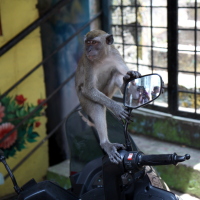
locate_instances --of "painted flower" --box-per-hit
[35,121,41,128]
[15,95,27,105]
[37,99,47,106]
[0,103,5,123]
[0,123,17,149]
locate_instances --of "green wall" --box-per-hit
[129,109,200,149]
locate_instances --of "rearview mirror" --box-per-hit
[123,74,163,109]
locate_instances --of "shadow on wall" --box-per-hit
[37,0,90,165]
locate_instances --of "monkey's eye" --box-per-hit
[85,40,91,44]
[85,40,98,45]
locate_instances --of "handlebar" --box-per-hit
[138,153,190,166]
[121,151,190,172]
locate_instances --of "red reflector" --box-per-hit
[128,153,133,160]
[70,171,77,175]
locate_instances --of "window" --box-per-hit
[111,0,200,119]
[178,0,200,115]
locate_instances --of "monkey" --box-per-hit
[75,30,141,164]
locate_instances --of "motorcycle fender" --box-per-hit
[145,166,169,190]
[134,173,179,200]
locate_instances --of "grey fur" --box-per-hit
[75,30,140,164]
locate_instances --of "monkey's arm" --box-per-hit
[82,85,129,120]
[81,69,129,121]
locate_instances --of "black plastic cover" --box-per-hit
[18,180,77,200]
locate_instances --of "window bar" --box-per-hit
[150,0,154,73]
[135,0,139,71]
[167,0,178,114]
[120,0,125,58]
[112,5,167,9]
[194,0,197,113]
[114,41,167,50]
[112,24,166,29]
[101,0,111,33]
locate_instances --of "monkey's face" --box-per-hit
[84,30,114,61]
[85,39,102,61]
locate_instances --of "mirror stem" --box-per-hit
[124,108,133,151]
[0,151,21,194]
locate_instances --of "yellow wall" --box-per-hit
[0,0,48,197]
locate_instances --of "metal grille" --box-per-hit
[178,0,200,115]
[111,0,200,119]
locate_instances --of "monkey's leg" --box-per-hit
[82,100,125,164]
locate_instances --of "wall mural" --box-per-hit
[0,0,48,195]
[0,95,46,158]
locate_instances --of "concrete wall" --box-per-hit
[0,0,48,197]
[130,108,200,149]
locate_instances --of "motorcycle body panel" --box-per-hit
[134,175,178,200]
[17,161,179,200]
[68,153,179,200]
[18,180,77,200]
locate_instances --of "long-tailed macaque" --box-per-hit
[75,30,141,164]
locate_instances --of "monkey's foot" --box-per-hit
[100,142,125,164]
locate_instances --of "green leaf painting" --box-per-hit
[0,94,46,158]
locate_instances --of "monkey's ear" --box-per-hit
[106,34,114,45]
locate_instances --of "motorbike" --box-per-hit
[0,74,190,200]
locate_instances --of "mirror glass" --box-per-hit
[124,74,162,108]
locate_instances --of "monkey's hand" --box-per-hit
[111,103,130,122]
[123,71,141,83]
[100,141,125,164]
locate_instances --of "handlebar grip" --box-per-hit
[138,153,190,166]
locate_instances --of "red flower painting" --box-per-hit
[35,121,41,128]
[0,94,46,158]
[0,103,5,123]
[37,99,47,106]
[0,123,17,149]
[15,95,27,105]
